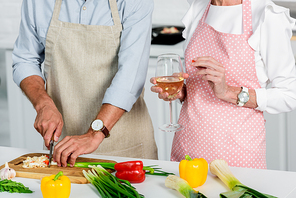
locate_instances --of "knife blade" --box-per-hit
[48,133,55,168]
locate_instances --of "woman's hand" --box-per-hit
[150,73,189,102]
[192,56,229,100]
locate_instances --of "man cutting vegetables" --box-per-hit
[12,0,158,167]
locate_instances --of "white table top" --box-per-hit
[1,146,296,198]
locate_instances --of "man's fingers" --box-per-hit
[53,136,72,166]
[60,146,76,167]
[43,122,57,147]
[54,121,63,142]
[67,150,81,167]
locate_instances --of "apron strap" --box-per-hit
[51,0,63,24]
[242,0,253,36]
[200,0,211,23]
[109,0,122,29]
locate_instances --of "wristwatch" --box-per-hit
[91,119,110,138]
[237,87,249,107]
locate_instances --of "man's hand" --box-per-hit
[52,103,125,167]
[34,102,63,149]
[53,129,105,167]
[20,75,63,148]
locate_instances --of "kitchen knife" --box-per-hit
[48,133,55,168]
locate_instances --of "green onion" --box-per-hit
[70,162,174,176]
[72,162,116,170]
[165,175,207,198]
[209,159,278,198]
[83,165,144,198]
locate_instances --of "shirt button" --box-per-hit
[83,6,86,10]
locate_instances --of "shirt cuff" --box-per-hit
[102,87,139,112]
[255,88,267,112]
[13,63,44,87]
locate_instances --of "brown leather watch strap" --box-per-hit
[101,126,110,138]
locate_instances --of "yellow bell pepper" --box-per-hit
[41,171,71,198]
[179,155,208,188]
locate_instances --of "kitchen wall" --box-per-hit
[0,49,9,147]
[0,0,22,35]
[0,0,22,147]
[152,0,189,26]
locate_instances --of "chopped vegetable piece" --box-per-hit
[0,179,33,193]
[209,159,278,198]
[43,160,49,166]
[165,175,207,198]
[41,171,71,198]
[22,155,50,168]
[179,155,208,188]
[83,165,144,198]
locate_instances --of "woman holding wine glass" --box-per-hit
[154,54,189,132]
[151,0,296,169]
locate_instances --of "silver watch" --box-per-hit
[237,87,249,107]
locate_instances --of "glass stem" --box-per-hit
[169,101,173,125]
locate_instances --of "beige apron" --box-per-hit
[44,0,158,159]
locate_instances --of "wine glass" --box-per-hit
[155,53,184,132]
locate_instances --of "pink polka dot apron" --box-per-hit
[171,0,266,169]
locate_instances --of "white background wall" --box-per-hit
[0,0,22,35]
[152,0,189,26]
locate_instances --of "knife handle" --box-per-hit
[50,132,55,144]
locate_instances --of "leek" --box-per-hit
[83,165,144,198]
[209,159,277,198]
[165,175,207,198]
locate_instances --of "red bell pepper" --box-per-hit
[114,161,146,183]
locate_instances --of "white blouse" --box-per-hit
[182,0,296,114]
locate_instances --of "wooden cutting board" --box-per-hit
[0,153,116,184]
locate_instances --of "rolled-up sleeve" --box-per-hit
[102,0,154,112]
[12,0,45,87]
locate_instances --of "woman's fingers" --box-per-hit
[192,56,224,71]
[150,77,157,84]
[151,85,162,93]
[182,72,189,79]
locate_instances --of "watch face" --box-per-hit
[91,120,103,131]
[239,92,250,103]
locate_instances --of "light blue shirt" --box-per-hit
[12,0,153,112]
